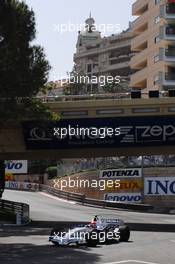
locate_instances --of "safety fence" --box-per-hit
[4,181,153,223]
[40,184,153,212]
[0,199,29,225]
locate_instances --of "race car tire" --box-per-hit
[85,230,99,247]
[52,241,60,247]
[119,226,130,242]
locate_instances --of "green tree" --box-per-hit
[103,79,130,94]
[63,67,86,95]
[0,0,58,198]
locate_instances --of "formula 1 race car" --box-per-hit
[49,215,130,247]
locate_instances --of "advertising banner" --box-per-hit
[100,168,142,178]
[5,181,39,191]
[23,116,175,150]
[5,160,28,174]
[144,177,175,195]
[105,179,143,191]
[104,193,142,203]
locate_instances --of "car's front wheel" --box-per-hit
[52,241,60,247]
[119,226,130,242]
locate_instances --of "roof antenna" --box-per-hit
[89,11,91,18]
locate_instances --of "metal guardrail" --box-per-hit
[0,199,29,225]
[0,91,170,104]
[40,184,153,212]
[36,91,170,102]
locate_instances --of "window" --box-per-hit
[155,35,160,43]
[166,26,175,35]
[155,0,161,5]
[155,16,160,24]
[87,64,92,73]
[154,75,160,84]
[154,54,160,62]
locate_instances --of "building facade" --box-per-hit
[130,0,175,93]
[74,15,133,93]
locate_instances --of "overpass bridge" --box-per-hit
[1,95,175,159]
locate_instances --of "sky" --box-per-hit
[25,0,135,81]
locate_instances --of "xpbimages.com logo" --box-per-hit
[53,22,121,35]
[53,177,121,191]
[53,126,121,139]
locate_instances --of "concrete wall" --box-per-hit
[47,167,175,207]
[2,98,175,159]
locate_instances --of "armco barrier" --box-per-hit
[40,184,153,211]
[41,185,85,202]
[0,199,30,225]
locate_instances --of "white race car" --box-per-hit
[49,215,130,247]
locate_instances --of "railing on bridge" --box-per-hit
[36,91,169,103]
[0,91,171,103]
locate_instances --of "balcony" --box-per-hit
[130,67,147,88]
[160,25,175,41]
[130,48,148,69]
[165,47,175,62]
[132,10,148,33]
[165,72,175,80]
[109,56,129,65]
[165,47,175,55]
[74,40,131,59]
[132,0,149,16]
[159,47,175,63]
[131,30,148,51]
[160,71,175,87]
[160,4,175,21]
[107,61,130,72]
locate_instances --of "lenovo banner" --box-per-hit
[104,193,142,203]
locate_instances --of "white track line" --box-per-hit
[39,192,76,205]
[103,260,159,264]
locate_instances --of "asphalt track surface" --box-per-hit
[0,190,175,264]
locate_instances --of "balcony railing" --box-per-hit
[166,4,175,14]
[165,72,175,81]
[166,26,175,35]
[165,48,175,56]
[109,56,129,65]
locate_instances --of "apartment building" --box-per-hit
[74,15,133,93]
[130,0,175,93]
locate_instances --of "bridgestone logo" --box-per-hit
[100,168,141,178]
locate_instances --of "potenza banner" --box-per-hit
[144,177,175,196]
[104,193,142,203]
[5,160,28,174]
[100,168,142,178]
[22,115,175,149]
